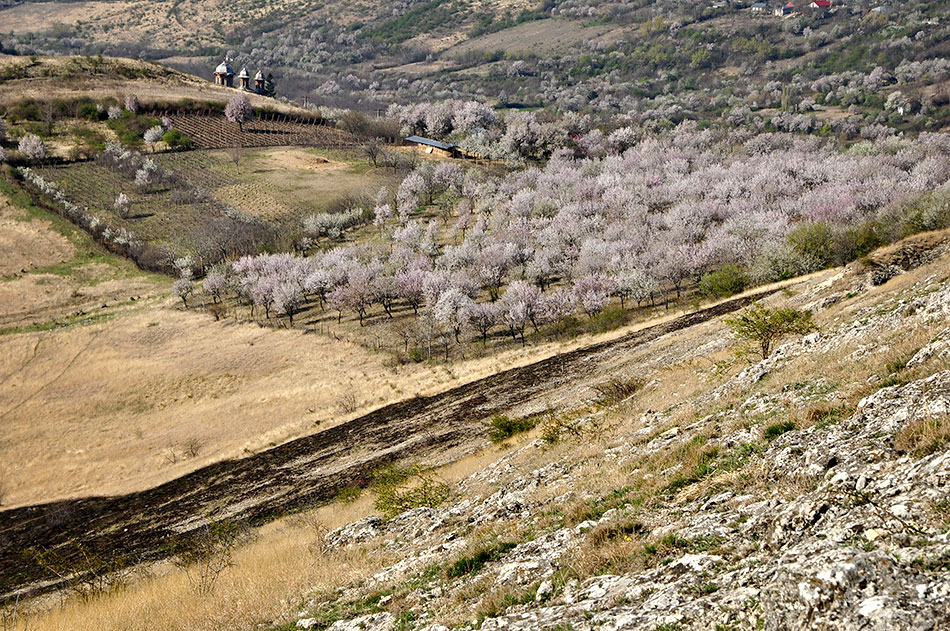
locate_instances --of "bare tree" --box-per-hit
[171,518,246,595]
[43,100,55,137]
[227,146,242,174]
[361,137,384,167]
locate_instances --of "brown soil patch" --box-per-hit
[0,201,73,277]
[262,148,346,172]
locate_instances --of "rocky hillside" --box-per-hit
[281,236,950,631]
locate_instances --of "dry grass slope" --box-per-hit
[9,231,950,631]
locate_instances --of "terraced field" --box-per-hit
[30,141,400,266]
[163,113,353,150]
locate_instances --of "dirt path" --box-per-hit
[0,290,772,600]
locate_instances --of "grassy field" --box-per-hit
[0,56,305,112]
[444,17,618,57]
[155,147,400,222]
[0,173,164,330]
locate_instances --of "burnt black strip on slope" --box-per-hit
[0,290,773,600]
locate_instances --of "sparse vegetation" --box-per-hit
[29,543,134,601]
[447,541,517,578]
[764,421,796,441]
[592,376,643,405]
[169,518,249,595]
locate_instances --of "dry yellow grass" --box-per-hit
[0,196,75,276]
[18,517,389,631]
[0,2,132,34]
[0,56,308,113]
[895,414,950,457]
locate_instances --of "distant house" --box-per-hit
[869,6,891,15]
[810,0,831,8]
[406,135,458,158]
[750,2,768,12]
[774,2,795,16]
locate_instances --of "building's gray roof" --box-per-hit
[254,70,265,81]
[406,136,454,151]
[215,61,234,75]
[238,67,251,79]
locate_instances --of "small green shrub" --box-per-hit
[588,519,648,544]
[486,413,538,443]
[586,303,629,333]
[668,447,719,490]
[787,222,835,268]
[168,517,248,595]
[371,463,450,518]
[699,264,749,298]
[693,581,719,595]
[764,421,795,441]
[29,542,132,601]
[78,103,107,121]
[335,486,362,503]
[107,111,160,146]
[162,129,193,149]
[898,191,950,237]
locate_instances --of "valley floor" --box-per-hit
[3,153,950,628]
[0,182,596,508]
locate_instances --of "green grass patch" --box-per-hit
[0,311,115,336]
[570,486,642,524]
[334,486,362,503]
[447,541,517,578]
[587,519,648,544]
[763,421,795,441]
[718,443,759,472]
[667,446,719,491]
[485,413,539,443]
